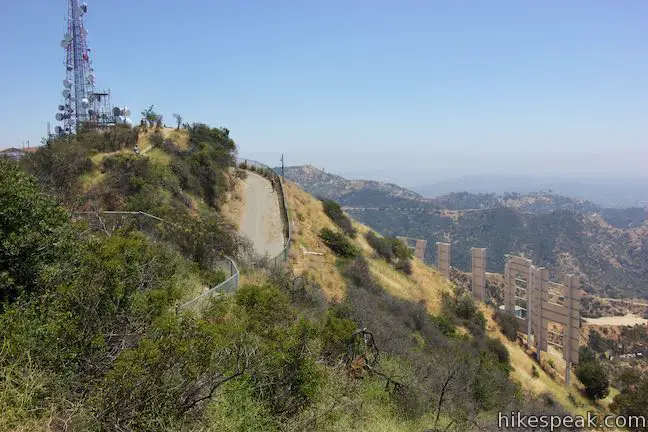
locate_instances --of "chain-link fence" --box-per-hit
[176,256,239,313]
[74,211,242,313]
[236,157,292,271]
[75,157,292,314]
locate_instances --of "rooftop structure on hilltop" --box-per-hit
[0,146,39,161]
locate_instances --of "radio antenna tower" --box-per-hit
[55,1,130,135]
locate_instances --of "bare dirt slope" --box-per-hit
[238,171,285,259]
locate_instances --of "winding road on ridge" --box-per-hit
[238,170,285,259]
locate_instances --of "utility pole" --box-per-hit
[280,153,285,180]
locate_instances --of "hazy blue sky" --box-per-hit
[1,1,646,184]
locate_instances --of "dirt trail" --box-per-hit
[582,314,648,326]
[238,171,285,259]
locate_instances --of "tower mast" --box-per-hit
[55,1,128,135]
[69,0,87,124]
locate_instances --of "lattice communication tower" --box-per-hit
[54,1,130,135]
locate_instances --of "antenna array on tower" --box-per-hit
[54,1,130,135]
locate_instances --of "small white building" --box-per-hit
[0,147,39,161]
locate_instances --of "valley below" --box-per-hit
[281,165,648,314]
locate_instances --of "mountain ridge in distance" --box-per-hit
[281,165,648,300]
[411,174,648,208]
[277,164,427,205]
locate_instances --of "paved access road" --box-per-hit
[239,170,285,259]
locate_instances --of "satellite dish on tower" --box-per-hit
[113,107,122,117]
[64,33,72,42]
[60,40,68,48]
[58,105,65,111]
[55,113,64,121]
[63,79,71,88]
[55,126,62,134]
[62,89,70,98]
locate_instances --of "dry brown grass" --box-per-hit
[146,148,171,165]
[219,171,246,229]
[236,180,614,418]
[283,180,348,301]
[482,304,616,419]
[283,180,451,310]
[135,127,189,154]
[137,129,156,154]
[84,127,188,167]
[354,224,451,315]
[162,128,189,150]
[239,268,269,287]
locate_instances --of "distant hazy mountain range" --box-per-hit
[410,174,648,209]
[280,165,648,300]
[278,164,431,206]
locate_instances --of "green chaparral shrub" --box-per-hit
[494,309,518,342]
[322,199,356,238]
[319,228,360,258]
[365,231,413,274]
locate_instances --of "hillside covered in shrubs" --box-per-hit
[0,123,612,431]
[283,166,648,300]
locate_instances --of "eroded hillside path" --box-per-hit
[238,170,285,259]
